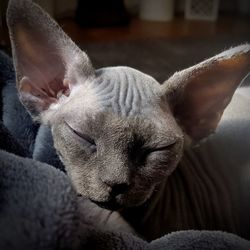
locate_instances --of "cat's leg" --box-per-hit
[78,197,137,235]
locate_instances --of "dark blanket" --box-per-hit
[0,148,250,250]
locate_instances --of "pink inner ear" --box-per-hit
[169,47,250,141]
[20,76,70,108]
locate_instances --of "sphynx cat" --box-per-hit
[5,0,250,241]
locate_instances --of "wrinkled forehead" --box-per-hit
[87,66,162,116]
[56,66,173,130]
[56,67,180,137]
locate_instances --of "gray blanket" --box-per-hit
[0,146,250,250]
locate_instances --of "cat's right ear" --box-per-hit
[162,44,250,141]
[7,0,94,119]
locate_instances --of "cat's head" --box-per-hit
[7,0,250,209]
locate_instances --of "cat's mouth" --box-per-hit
[90,199,122,211]
[89,189,153,210]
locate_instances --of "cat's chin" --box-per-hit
[90,188,154,211]
[90,199,144,211]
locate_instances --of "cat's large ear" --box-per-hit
[7,0,94,119]
[162,44,250,141]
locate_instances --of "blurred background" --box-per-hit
[1,0,250,81]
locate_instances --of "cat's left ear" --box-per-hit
[7,0,94,119]
[162,44,250,141]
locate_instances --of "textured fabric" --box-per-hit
[0,51,39,156]
[0,150,79,250]
[0,148,250,249]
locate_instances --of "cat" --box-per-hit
[4,0,250,240]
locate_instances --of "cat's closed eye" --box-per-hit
[130,141,176,166]
[64,121,97,153]
[145,142,177,154]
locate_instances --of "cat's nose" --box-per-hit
[104,180,129,196]
[110,183,129,196]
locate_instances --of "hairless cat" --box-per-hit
[4,0,250,241]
